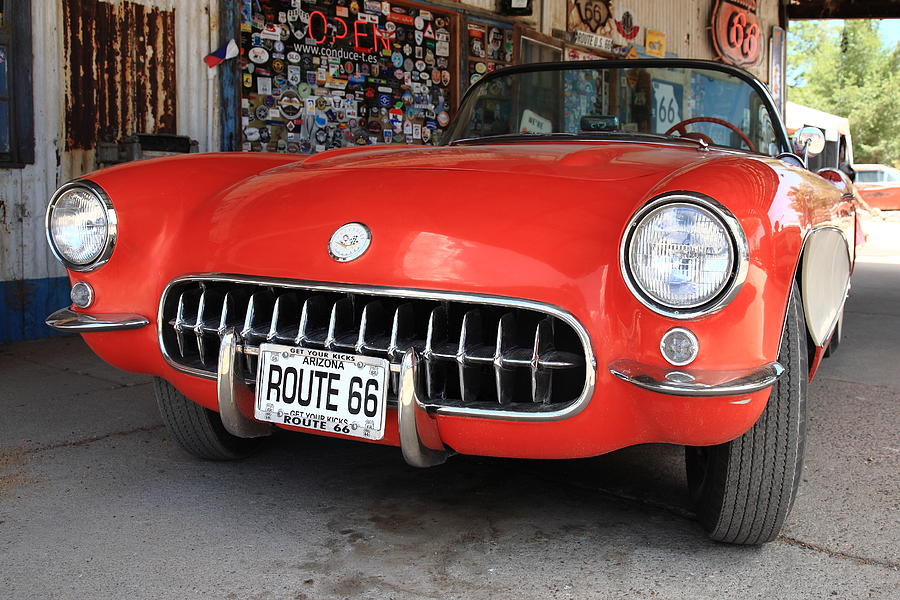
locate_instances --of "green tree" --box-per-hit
[788,20,900,166]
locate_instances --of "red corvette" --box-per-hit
[46,60,855,544]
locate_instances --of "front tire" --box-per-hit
[153,378,263,460]
[686,284,808,544]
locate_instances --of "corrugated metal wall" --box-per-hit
[0,0,220,342]
[534,0,778,82]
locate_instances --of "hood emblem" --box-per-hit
[329,222,372,262]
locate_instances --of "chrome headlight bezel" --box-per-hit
[620,193,749,319]
[45,180,118,272]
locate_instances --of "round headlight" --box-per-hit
[46,182,116,271]
[622,196,747,317]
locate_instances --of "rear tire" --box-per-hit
[686,284,807,544]
[153,378,263,460]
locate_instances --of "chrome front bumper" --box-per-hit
[46,308,150,332]
[608,359,784,397]
[215,330,450,468]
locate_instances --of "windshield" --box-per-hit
[446,61,786,156]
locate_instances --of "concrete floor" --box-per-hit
[1,228,898,599]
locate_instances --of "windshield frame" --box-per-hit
[443,58,791,156]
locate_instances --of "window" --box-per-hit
[0,0,34,168]
[856,170,882,183]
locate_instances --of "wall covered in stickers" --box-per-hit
[239,0,458,154]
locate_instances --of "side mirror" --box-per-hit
[792,126,826,158]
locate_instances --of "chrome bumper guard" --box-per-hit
[216,330,450,467]
[608,359,784,397]
[46,308,149,332]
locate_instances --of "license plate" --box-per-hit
[254,344,389,440]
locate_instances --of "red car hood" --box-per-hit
[279,142,714,182]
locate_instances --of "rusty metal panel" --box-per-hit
[63,0,177,151]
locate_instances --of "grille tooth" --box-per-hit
[424,305,448,400]
[356,301,387,354]
[173,291,188,357]
[162,279,589,412]
[194,286,208,366]
[494,313,516,405]
[531,318,554,404]
[295,295,331,347]
[388,303,415,393]
[457,309,483,405]
[325,298,354,351]
[216,290,235,338]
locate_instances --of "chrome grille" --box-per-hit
[159,277,592,414]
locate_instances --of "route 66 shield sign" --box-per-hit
[711,0,762,67]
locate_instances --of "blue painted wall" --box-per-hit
[0,276,69,343]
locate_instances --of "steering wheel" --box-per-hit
[665,117,756,152]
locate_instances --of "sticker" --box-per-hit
[260,24,282,41]
[244,127,260,141]
[315,96,329,111]
[287,51,301,63]
[271,58,285,73]
[288,65,302,85]
[257,77,272,95]
[279,90,303,120]
[413,124,422,139]
[475,62,487,74]
[437,111,450,127]
[441,70,451,86]
[436,41,449,57]
[243,73,253,88]
[414,16,424,30]
[391,51,404,68]
[248,47,269,64]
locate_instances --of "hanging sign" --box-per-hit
[711,0,762,67]
[645,30,666,58]
[567,0,614,37]
[573,30,613,52]
[769,26,786,114]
